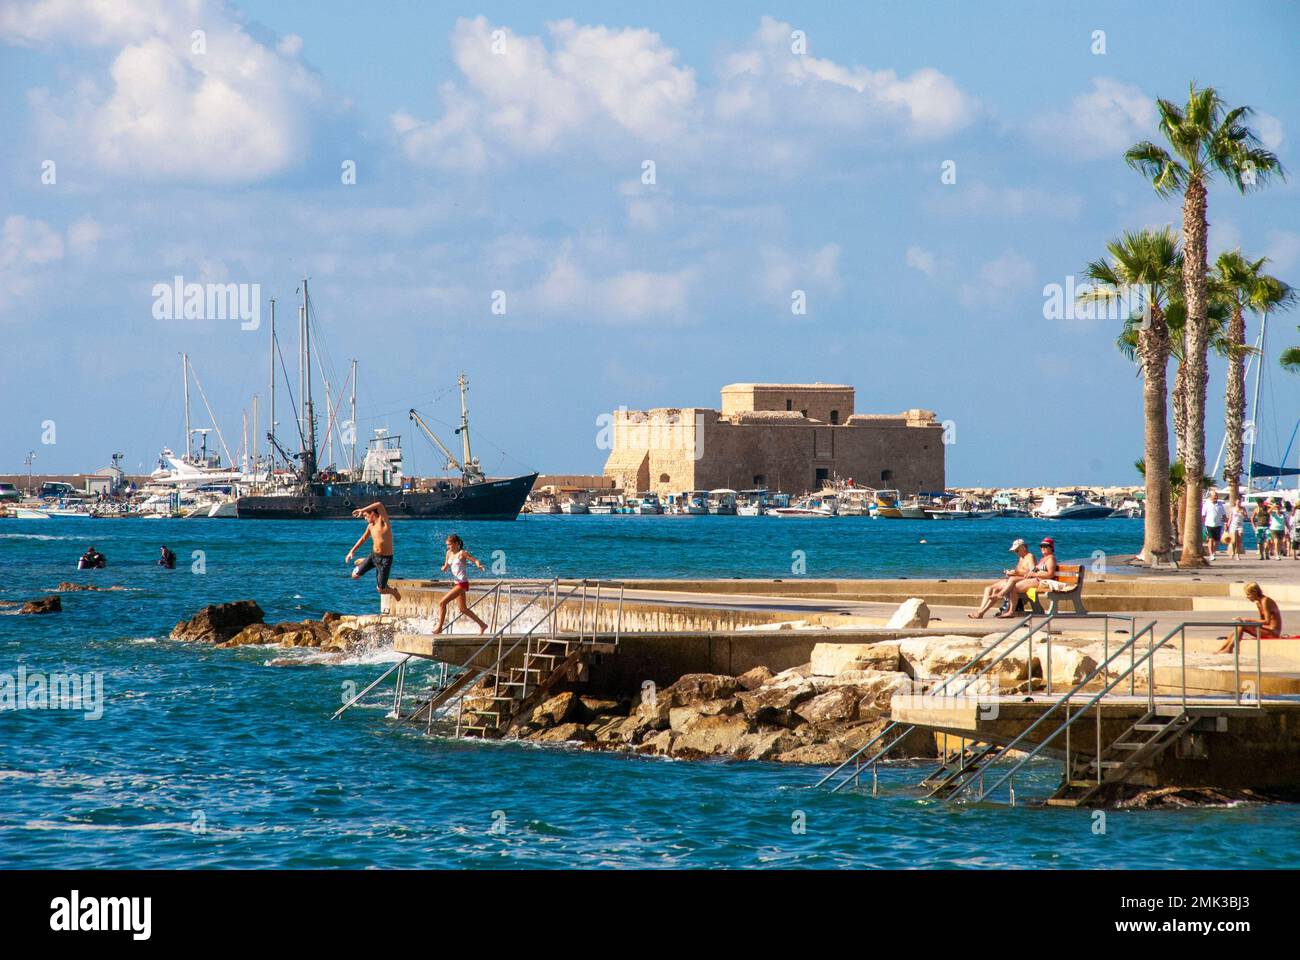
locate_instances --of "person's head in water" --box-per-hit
[446,534,463,552]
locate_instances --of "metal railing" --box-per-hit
[959,618,1266,804]
[814,612,1141,794]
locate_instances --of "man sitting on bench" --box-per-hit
[1000,536,1059,618]
[969,538,1036,619]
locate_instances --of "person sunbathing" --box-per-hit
[1217,582,1282,653]
[969,538,1036,618]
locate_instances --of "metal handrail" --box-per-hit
[331,655,411,720]
[814,614,1036,789]
[815,611,1139,793]
[963,617,1266,803]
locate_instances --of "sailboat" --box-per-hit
[234,280,536,520]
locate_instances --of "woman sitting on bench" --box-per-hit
[969,538,1036,618]
[999,536,1059,618]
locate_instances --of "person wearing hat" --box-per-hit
[1000,536,1060,617]
[969,538,1037,619]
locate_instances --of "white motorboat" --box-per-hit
[707,488,738,515]
[736,488,769,516]
[587,495,620,515]
[631,492,663,515]
[560,498,589,514]
[1034,493,1115,520]
[771,494,837,517]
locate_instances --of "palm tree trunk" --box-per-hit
[1224,304,1246,509]
[1179,178,1210,567]
[1138,306,1174,562]
[1171,361,1188,462]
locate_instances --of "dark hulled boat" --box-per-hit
[234,473,537,520]
[234,279,536,521]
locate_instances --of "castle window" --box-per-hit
[830,409,839,424]
[659,473,670,483]
[881,469,893,483]
[786,399,792,411]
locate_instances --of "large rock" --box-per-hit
[810,642,901,676]
[795,687,861,726]
[899,635,1040,688]
[885,598,930,629]
[531,722,594,744]
[774,742,852,765]
[668,699,739,732]
[671,714,754,756]
[736,666,774,690]
[577,696,622,722]
[20,596,62,615]
[171,600,264,644]
[532,691,579,727]
[736,677,816,728]
[662,673,739,706]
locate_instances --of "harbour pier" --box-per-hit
[342,575,1300,805]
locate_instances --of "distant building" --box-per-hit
[603,382,944,496]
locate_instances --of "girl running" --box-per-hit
[435,534,488,634]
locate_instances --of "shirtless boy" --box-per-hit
[346,501,401,602]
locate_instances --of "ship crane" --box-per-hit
[409,408,486,485]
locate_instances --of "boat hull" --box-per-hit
[235,474,537,520]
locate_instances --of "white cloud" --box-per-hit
[715,17,977,142]
[395,16,696,170]
[929,182,1084,220]
[395,15,975,172]
[1028,78,1155,160]
[6,0,323,182]
[67,217,102,255]
[1255,111,1284,151]
[760,243,842,298]
[959,249,1036,308]
[1265,229,1300,273]
[531,248,693,321]
[0,214,65,315]
[905,245,937,277]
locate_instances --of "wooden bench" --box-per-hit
[1015,563,1088,615]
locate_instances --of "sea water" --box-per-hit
[2,515,1297,869]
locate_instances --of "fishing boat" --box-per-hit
[872,489,904,518]
[736,488,769,516]
[630,492,663,515]
[587,495,621,515]
[675,490,710,515]
[559,497,589,514]
[234,281,535,520]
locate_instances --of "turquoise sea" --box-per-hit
[3,515,1298,869]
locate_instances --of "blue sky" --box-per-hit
[3,0,1299,486]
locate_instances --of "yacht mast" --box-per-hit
[300,278,318,480]
[182,352,192,463]
[350,359,358,476]
[458,372,472,468]
[269,298,276,471]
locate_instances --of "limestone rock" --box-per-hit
[774,742,852,765]
[531,691,579,727]
[641,730,676,755]
[171,600,264,644]
[737,665,775,690]
[577,696,622,722]
[663,673,739,706]
[634,694,672,730]
[736,730,801,761]
[736,677,816,728]
[531,722,594,743]
[885,597,930,629]
[795,687,860,726]
[671,713,754,756]
[20,595,62,615]
[810,642,901,676]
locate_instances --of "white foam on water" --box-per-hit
[0,533,77,541]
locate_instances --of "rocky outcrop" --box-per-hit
[170,602,392,654]
[170,601,265,643]
[20,596,62,615]
[55,582,126,592]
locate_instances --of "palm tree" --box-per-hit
[1083,227,1182,564]
[1213,251,1267,509]
[1164,293,1232,465]
[1125,83,1284,566]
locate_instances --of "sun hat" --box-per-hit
[1009,538,1027,551]
[1039,536,1056,548]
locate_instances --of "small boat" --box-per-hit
[15,508,51,520]
[676,490,710,515]
[898,499,930,520]
[587,495,620,515]
[629,492,663,515]
[559,498,589,514]
[707,489,738,515]
[771,493,837,517]
[736,488,769,516]
[873,489,904,519]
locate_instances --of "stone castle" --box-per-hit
[602,382,944,496]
